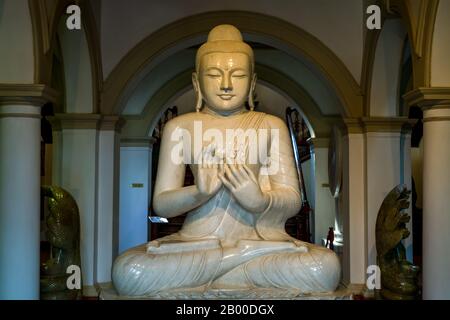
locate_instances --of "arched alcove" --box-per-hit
[102,11,362,118]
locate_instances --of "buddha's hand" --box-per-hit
[220,164,270,213]
[196,144,223,198]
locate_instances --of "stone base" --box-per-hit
[99,283,363,300]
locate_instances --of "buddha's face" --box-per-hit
[196,52,254,113]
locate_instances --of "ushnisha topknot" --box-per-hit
[195,24,254,72]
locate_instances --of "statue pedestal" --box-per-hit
[98,282,363,300]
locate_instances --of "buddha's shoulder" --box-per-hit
[163,111,287,129]
[255,112,287,129]
[163,112,200,129]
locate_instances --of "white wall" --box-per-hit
[100,0,364,82]
[119,147,150,253]
[0,0,34,83]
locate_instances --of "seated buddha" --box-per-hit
[112,24,340,298]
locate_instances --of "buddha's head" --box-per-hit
[193,24,257,113]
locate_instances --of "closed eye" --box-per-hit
[232,74,247,78]
[206,74,221,78]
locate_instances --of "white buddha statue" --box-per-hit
[112,24,340,298]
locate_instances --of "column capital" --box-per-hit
[403,87,450,110]
[0,84,59,106]
[100,115,126,132]
[360,117,415,134]
[341,117,415,134]
[49,113,126,132]
[341,118,363,134]
[50,113,101,130]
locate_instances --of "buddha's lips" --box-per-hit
[218,94,235,100]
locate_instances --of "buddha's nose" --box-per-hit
[220,75,233,92]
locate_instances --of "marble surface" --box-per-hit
[99,282,362,300]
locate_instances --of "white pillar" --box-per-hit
[0,86,56,299]
[422,106,450,299]
[0,104,41,299]
[53,113,101,297]
[341,120,366,285]
[403,88,450,299]
[96,117,121,284]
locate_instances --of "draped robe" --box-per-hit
[112,111,340,297]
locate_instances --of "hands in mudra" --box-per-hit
[196,144,223,198]
[195,145,270,213]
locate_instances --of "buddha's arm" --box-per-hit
[153,185,212,218]
[256,116,302,240]
[152,121,212,218]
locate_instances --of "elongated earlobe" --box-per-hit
[192,72,203,112]
[248,94,255,111]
